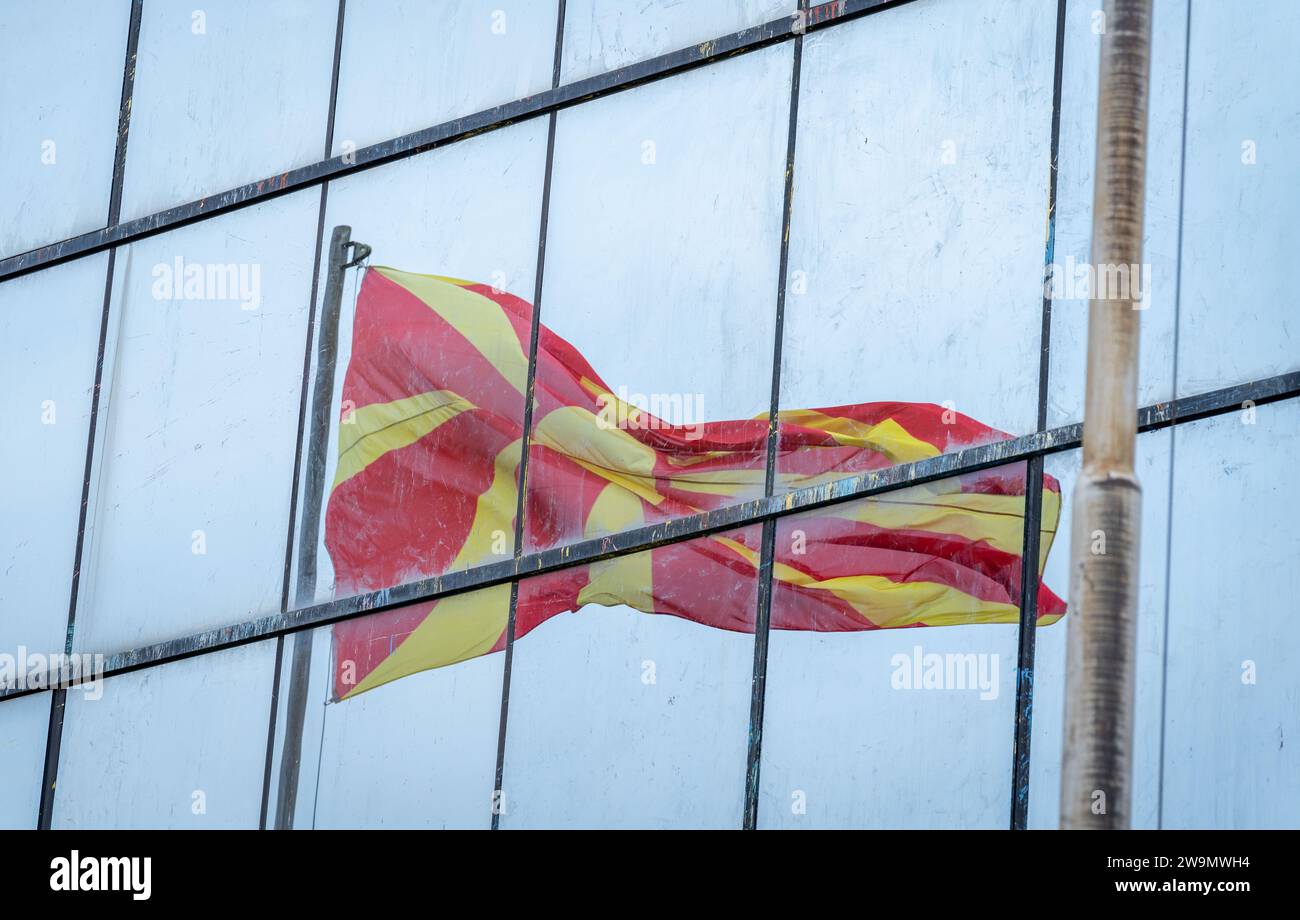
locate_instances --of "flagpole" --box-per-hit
[1061,0,1152,829]
[275,224,369,829]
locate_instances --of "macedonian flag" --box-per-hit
[324,266,1065,701]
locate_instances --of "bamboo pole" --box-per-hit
[1061,0,1153,830]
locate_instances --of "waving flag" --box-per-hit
[325,266,1065,700]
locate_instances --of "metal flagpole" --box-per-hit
[1061,0,1152,830]
[275,225,369,829]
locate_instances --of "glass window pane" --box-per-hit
[297,120,548,608]
[526,45,792,549]
[331,1,558,155]
[0,255,109,656]
[758,462,1064,827]
[1029,431,1173,829]
[781,0,1057,480]
[0,693,49,829]
[500,529,759,828]
[74,192,319,654]
[1047,0,1186,426]
[0,0,128,257]
[53,641,277,829]
[274,590,506,829]
[560,0,795,84]
[119,1,335,221]
[1161,400,1300,827]
[1174,0,1300,396]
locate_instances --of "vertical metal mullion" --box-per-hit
[742,11,804,831]
[1009,0,1068,831]
[264,0,348,830]
[491,0,567,831]
[1157,0,1193,831]
[36,0,144,831]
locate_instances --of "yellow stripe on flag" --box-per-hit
[775,410,941,464]
[532,405,666,507]
[373,266,530,394]
[333,389,475,488]
[711,535,1019,628]
[576,482,655,612]
[341,584,512,700]
[449,439,523,570]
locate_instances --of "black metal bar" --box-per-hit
[1,372,1296,706]
[35,0,143,830]
[258,635,284,830]
[1157,0,1195,830]
[0,0,913,285]
[743,16,804,832]
[492,0,567,831]
[279,0,348,619]
[1009,0,1068,832]
[1010,453,1046,828]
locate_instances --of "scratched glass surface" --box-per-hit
[291,120,548,610]
[559,0,796,83]
[71,192,319,656]
[0,692,50,829]
[331,0,559,156]
[53,641,276,829]
[758,463,1034,828]
[118,0,335,221]
[0,0,129,258]
[779,0,1057,495]
[1047,0,1180,427]
[1169,0,1300,398]
[1048,0,1300,426]
[0,254,109,660]
[1157,404,1300,827]
[499,529,758,829]
[271,593,506,829]
[524,43,791,553]
[1029,433,1173,829]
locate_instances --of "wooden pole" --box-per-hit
[1061,0,1152,830]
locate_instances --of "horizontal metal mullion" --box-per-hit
[1138,371,1300,431]
[0,375,1295,701]
[0,0,906,283]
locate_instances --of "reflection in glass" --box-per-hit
[0,0,128,257]
[0,693,50,829]
[54,641,276,829]
[0,254,109,656]
[759,462,1065,828]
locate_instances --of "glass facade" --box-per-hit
[1,0,1297,830]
